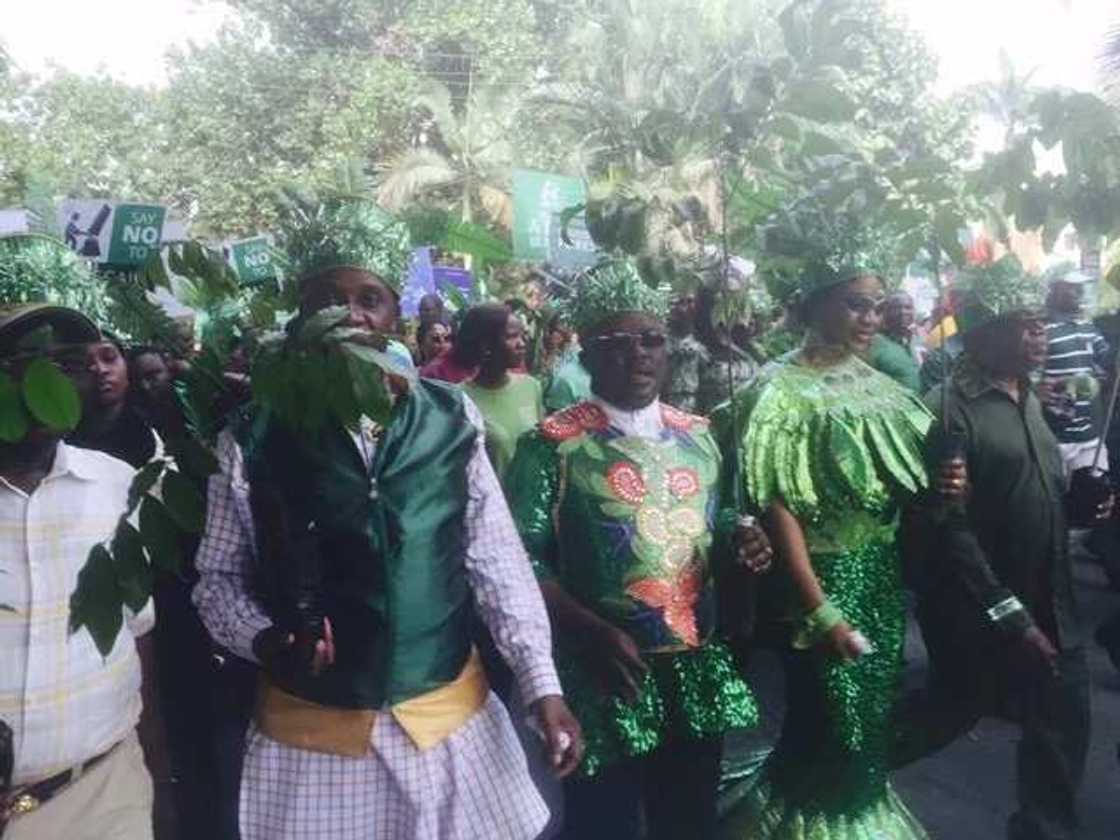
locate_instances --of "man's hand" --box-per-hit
[1012,626,1060,680]
[1096,492,1115,523]
[531,695,585,778]
[936,458,968,501]
[732,517,773,573]
[253,618,335,679]
[587,623,649,703]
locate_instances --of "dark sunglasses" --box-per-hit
[842,295,886,317]
[587,330,668,353]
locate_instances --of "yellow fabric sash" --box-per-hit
[255,648,490,757]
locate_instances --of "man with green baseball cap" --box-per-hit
[896,255,1097,840]
[0,295,162,840]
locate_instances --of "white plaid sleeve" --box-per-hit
[192,429,273,662]
[461,396,562,705]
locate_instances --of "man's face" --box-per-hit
[581,312,668,410]
[84,341,129,409]
[883,293,914,336]
[1048,281,1083,316]
[419,294,444,324]
[0,343,90,444]
[668,295,696,335]
[302,268,399,333]
[976,314,1048,376]
[131,352,172,402]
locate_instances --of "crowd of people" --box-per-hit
[0,198,1116,840]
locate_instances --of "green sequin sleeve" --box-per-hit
[505,429,561,582]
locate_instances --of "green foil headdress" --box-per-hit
[565,257,670,335]
[0,233,111,325]
[956,254,1045,333]
[759,203,907,305]
[278,197,412,293]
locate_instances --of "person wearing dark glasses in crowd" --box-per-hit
[506,258,770,840]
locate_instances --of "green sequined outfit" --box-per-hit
[506,401,758,777]
[722,352,931,840]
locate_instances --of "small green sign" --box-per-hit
[512,169,586,261]
[106,204,166,267]
[229,236,276,285]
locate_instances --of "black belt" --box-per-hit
[0,744,115,831]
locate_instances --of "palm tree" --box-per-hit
[969,49,1039,146]
[1102,22,1120,103]
[376,79,514,228]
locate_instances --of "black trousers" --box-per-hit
[559,736,723,840]
[892,600,1091,840]
[154,574,256,840]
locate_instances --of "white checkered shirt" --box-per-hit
[193,396,561,839]
[0,443,154,785]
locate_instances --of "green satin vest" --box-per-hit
[240,378,477,708]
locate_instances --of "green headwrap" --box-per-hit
[0,234,111,325]
[956,255,1045,333]
[278,198,412,292]
[564,257,670,335]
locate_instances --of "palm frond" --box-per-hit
[330,157,377,201]
[1102,24,1120,96]
[102,277,190,356]
[375,149,461,211]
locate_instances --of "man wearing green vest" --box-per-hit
[193,197,582,840]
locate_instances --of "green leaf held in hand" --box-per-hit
[0,371,29,443]
[126,459,167,514]
[111,522,153,613]
[139,495,184,576]
[161,470,206,534]
[70,543,124,657]
[22,358,81,432]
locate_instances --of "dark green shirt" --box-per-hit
[919,354,1081,648]
[868,333,921,392]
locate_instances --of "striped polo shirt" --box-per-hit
[1043,319,1110,443]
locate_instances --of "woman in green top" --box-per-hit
[459,303,544,480]
[722,261,932,839]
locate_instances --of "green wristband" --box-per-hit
[792,600,844,650]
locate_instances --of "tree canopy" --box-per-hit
[1,0,1115,277]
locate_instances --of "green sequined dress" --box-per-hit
[721,352,932,840]
[506,401,758,777]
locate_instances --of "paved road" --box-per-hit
[732,554,1120,839]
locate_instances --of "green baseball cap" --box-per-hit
[0,303,101,357]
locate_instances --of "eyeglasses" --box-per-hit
[586,330,668,353]
[843,295,886,317]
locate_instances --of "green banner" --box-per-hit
[229,236,276,285]
[106,204,166,267]
[512,169,586,261]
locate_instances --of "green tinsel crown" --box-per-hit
[0,234,112,325]
[276,197,412,293]
[956,254,1045,333]
[758,204,908,305]
[563,256,670,335]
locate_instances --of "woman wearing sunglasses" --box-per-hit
[721,247,933,839]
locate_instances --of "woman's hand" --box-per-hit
[817,621,867,662]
